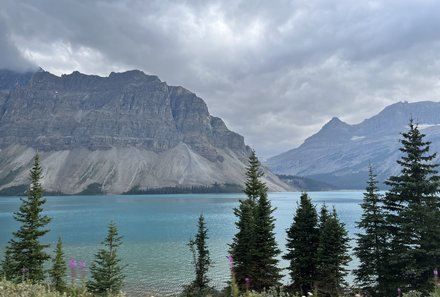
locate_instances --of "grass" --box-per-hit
[0,279,126,297]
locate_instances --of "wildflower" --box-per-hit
[227,255,233,264]
[397,288,401,295]
[69,258,77,269]
[308,292,313,296]
[69,257,77,286]
[226,255,234,270]
[435,268,438,280]
[79,260,86,269]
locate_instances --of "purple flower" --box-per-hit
[79,260,86,270]
[69,258,77,269]
[227,255,233,264]
[397,288,401,295]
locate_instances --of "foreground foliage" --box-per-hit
[188,214,212,290]
[354,166,387,296]
[87,222,125,294]
[230,150,282,291]
[283,192,319,294]
[383,120,440,295]
[0,279,126,297]
[1,154,51,283]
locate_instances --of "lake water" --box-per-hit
[0,192,364,296]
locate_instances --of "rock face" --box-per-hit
[0,69,288,194]
[266,101,440,189]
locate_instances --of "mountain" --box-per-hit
[0,68,289,194]
[266,101,440,189]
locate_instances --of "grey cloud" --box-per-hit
[2,0,440,158]
[0,13,35,71]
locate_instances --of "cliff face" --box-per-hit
[0,69,288,194]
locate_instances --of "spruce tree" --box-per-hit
[230,150,282,291]
[383,119,440,294]
[87,222,125,294]
[283,192,319,295]
[229,198,256,288]
[316,207,351,297]
[50,237,67,292]
[354,166,387,296]
[252,190,282,291]
[1,154,51,282]
[188,214,212,290]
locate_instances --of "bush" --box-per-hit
[0,278,126,297]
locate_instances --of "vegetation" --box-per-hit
[283,192,319,294]
[230,150,282,291]
[124,183,243,195]
[188,214,212,290]
[0,279,126,297]
[1,154,51,283]
[316,206,351,296]
[87,222,125,295]
[50,237,67,292]
[354,165,387,296]
[382,120,440,295]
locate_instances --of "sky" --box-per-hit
[2,0,440,158]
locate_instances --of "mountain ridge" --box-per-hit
[0,68,289,194]
[266,100,440,189]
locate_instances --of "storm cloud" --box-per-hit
[2,0,440,158]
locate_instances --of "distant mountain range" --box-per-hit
[266,101,440,189]
[0,68,289,195]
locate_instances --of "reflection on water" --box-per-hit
[0,192,363,296]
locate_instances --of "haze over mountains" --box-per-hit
[267,101,440,189]
[0,68,288,194]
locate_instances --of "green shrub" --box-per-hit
[0,279,126,297]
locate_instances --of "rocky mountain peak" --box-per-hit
[0,68,288,194]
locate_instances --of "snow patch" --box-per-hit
[418,124,440,130]
[350,136,366,141]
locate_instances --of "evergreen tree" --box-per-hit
[230,150,282,291]
[87,222,125,294]
[188,214,212,290]
[318,203,329,230]
[316,207,351,297]
[229,198,256,288]
[1,154,51,282]
[252,190,282,291]
[0,246,15,279]
[353,166,387,296]
[383,119,440,294]
[283,192,319,295]
[50,237,67,292]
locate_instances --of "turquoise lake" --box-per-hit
[0,192,364,296]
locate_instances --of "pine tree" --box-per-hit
[1,154,51,282]
[252,190,282,291]
[87,222,125,294]
[283,192,319,295]
[316,207,351,297]
[353,166,387,296]
[229,198,256,288]
[50,237,67,292]
[383,119,440,294]
[230,150,282,291]
[188,214,212,290]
